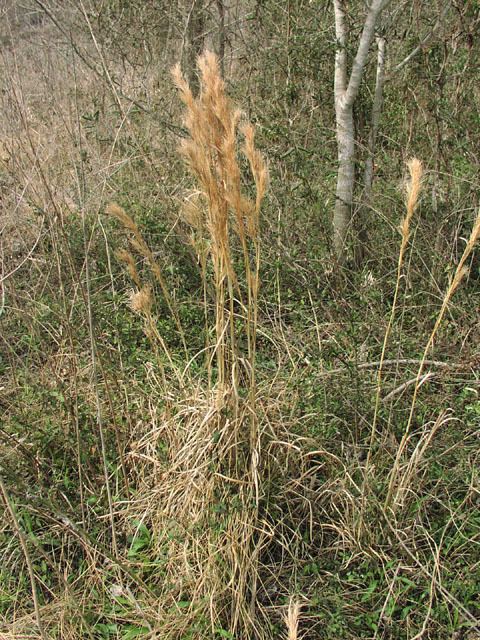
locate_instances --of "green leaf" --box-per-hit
[398,576,416,589]
[93,623,118,638]
[122,625,150,639]
[361,579,378,602]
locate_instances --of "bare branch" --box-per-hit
[383,372,435,403]
[343,0,392,109]
[389,1,452,77]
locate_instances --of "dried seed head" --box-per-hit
[182,191,204,231]
[400,158,423,247]
[284,598,302,640]
[173,50,267,253]
[105,202,138,233]
[129,286,153,315]
[467,208,480,249]
[405,158,423,216]
[450,264,470,296]
[115,249,141,287]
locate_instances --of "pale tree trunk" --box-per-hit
[363,37,386,204]
[356,35,386,266]
[333,107,356,260]
[332,0,391,263]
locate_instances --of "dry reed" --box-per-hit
[386,205,480,509]
[105,201,187,353]
[359,159,423,533]
[284,597,301,640]
[123,50,270,639]
[172,49,267,400]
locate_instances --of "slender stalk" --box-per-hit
[357,36,386,264]
[359,159,422,533]
[0,475,47,640]
[386,208,480,509]
[81,207,119,559]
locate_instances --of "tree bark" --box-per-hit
[332,0,391,263]
[333,107,356,260]
[356,35,386,266]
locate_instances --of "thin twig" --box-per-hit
[380,505,480,634]
[388,2,452,78]
[317,358,459,377]
[382,372,435,402]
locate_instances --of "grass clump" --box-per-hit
[107,51,283,639]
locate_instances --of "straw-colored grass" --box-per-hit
[110,50,274,639]
[284,597,301,640]
[172,50,267,400]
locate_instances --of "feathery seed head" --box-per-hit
[182,191,204,231]
[173,50,267,249]
[105,202,138,234]
[115,249,141,288]
[405,158,423,217]
[242,123,268,219]
[129,286,153,316]
[400,158,423,247]
[467,208,480,249]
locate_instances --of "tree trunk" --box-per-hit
[332,0,391,263]
[333,105,355,261]
[356,35,386,266]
